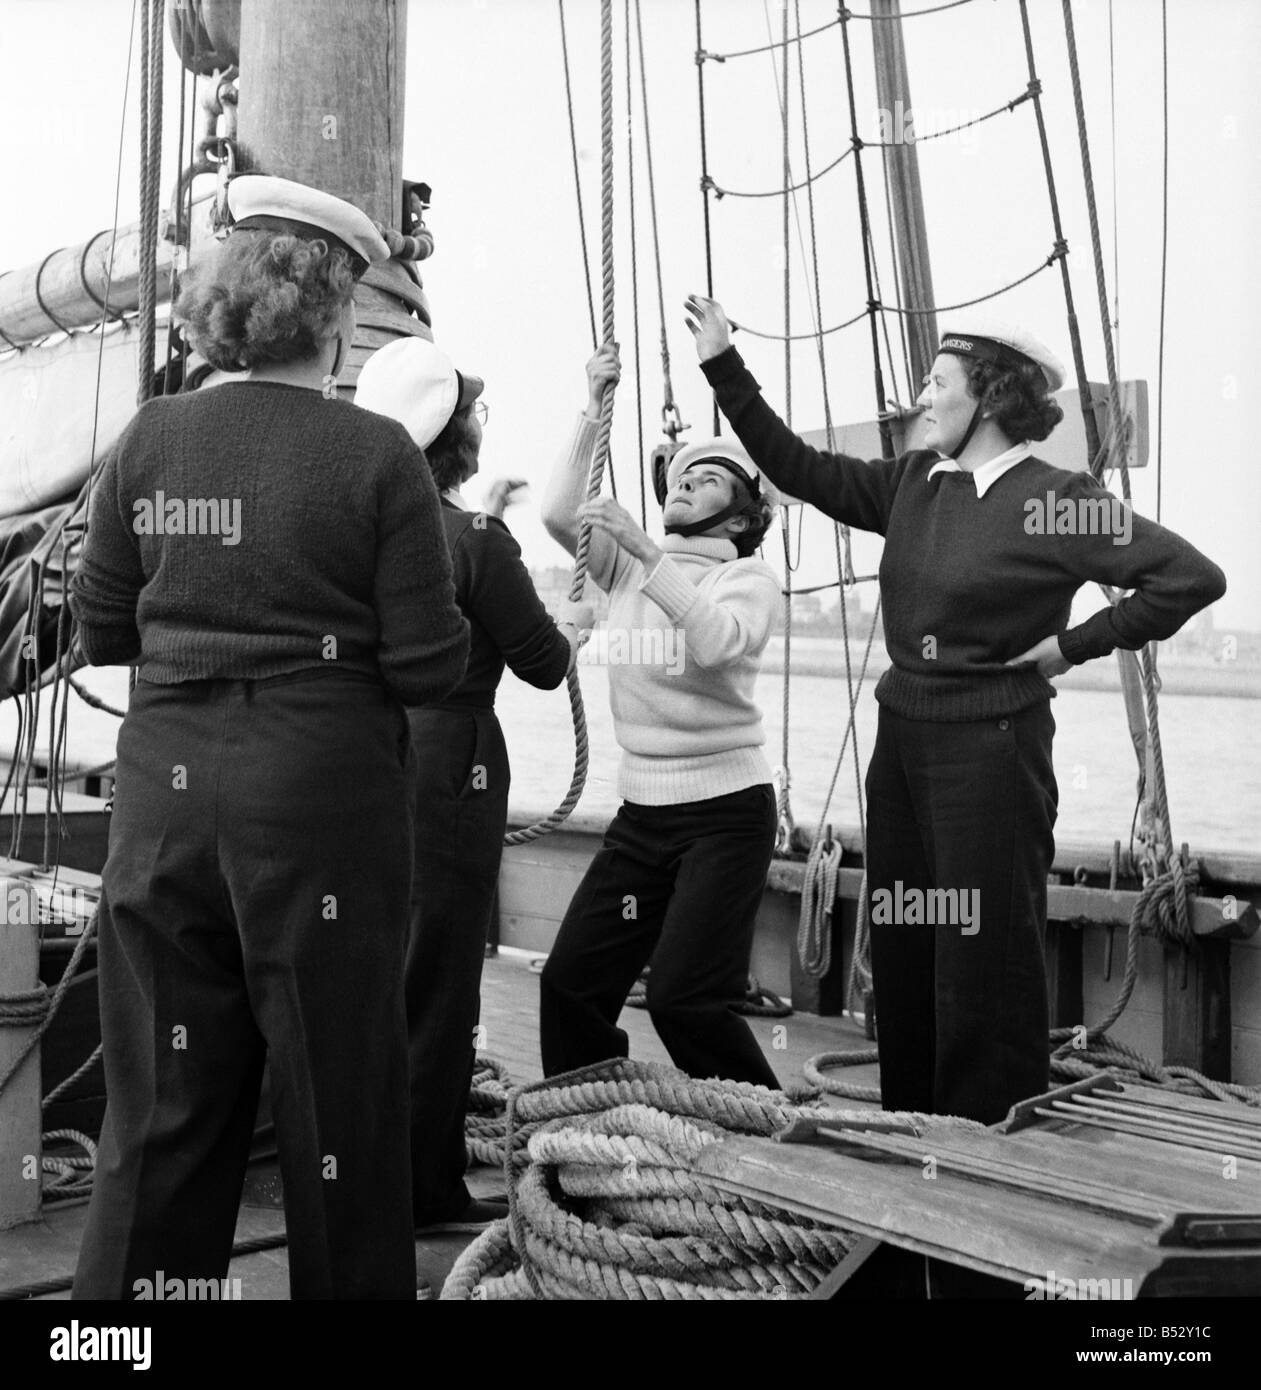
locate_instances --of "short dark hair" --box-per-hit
[175,229,355,371]
[964,357,1064,443]
[424,405,479,491]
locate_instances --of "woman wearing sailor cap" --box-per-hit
[355,335,593,1232]
[687,294,1225,1136]
[537,344,783,1088]
[69,174,470,1300]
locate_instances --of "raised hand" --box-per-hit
[585,342,622,416]
[482,476,528,519]
[684,294,734,362]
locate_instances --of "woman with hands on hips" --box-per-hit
[685,291,1225,1129]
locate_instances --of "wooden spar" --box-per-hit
[234,0,428,381]
[870,0,936,391]
[0,200,214,350]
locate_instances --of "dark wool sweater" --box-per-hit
[435,497,570,707]
[703,347,1227,721]
[69,381,470,706]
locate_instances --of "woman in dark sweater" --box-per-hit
[687,293,1226,1131]
[355,336,592,1231]
[68,176,469,1300]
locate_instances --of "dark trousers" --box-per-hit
[864,702,1056,1125]
[540,784,780,1088]
[73,670,417,1301]
[404,706,508,1223]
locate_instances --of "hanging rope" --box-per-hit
[1059,0,1190,946]
[624,0,646,526]
[137,0,163,407]
[797,597,881,978]
[632,0,683,458]
[694,0,719,435]
[557,0,597,349]
[506,0,617,846]
[1154,0,1168,521]
[1016,0,1100,471]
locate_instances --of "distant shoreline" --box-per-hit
[754,641,1261,699]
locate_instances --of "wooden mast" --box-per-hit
[870,0,936,392]
[234,0,428,380]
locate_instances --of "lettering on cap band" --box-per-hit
[938,333,1038,380]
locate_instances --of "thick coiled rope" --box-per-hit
[442,1056,1003,1300]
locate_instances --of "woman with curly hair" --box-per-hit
[69,175,469,1300]
[686,294,1226,1135]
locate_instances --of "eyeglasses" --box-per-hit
[473,400,489,425]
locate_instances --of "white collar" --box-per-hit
[661,534,738,562]
[442,486,470,510]
[926,441,1033,498]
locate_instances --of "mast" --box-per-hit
[234,0,427,378]
[870,0,936,390]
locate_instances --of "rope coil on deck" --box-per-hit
[444,1056,1015,1300]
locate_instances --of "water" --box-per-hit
[498,664,1261,858]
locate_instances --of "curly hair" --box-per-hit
[729,484,775,558]
[424,406,479,492]
[175,229,356,372]
[964,357,1064,443]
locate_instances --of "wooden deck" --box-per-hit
[1,948,877,1300]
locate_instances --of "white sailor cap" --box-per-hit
[666,437,766,499]
[225,174,391,279]
[354,336,485,450]
[937,317,1066,394]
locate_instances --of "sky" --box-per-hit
[1,0,1258,633]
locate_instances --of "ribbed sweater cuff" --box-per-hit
[638,555,698,623]
[1059,614,1115,665]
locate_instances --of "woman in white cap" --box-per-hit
[686,294,1226,1134]
[538,346,782,1088]
[355,336,593,1233]
[69,174,469,1300]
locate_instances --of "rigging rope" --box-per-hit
[557,0,598,349]
[694,0,719,434]
[1016,0,1099,469]
[730,247,1065,340]
[1155,0,1168,522]
[703,146,852,200]
[632,0,682,447]
[624,0,646,526]
[136,0,163,408]
[506,0,617,846]
[1059,0,1190,945]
